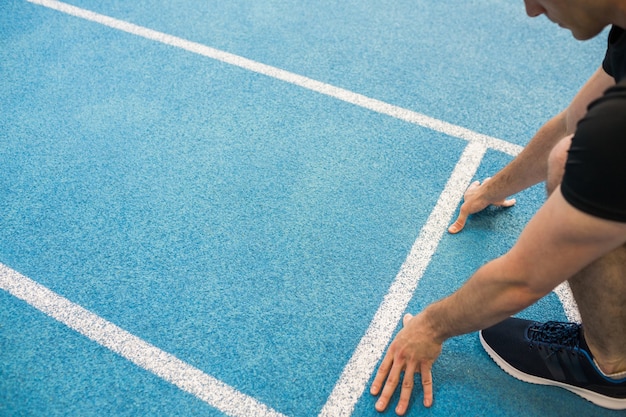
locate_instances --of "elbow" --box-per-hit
[504,284,547,316]
[563,105,585,136]
[490,258,553,316]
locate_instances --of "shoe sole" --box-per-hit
[479,331,626,410]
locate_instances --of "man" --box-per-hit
[370,0,626,415]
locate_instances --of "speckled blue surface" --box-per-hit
[0,0,617,416]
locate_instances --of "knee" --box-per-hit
[546,135,573,195]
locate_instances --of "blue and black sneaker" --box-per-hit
[480,318,626,410]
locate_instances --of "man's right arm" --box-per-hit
[448,66,615,234]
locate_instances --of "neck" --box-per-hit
[608,1,626,29]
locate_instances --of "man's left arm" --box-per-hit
[371,187,626,414]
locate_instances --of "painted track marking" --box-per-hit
[0,264,288,417]
[28,0,522,157]
[320,142,487,416]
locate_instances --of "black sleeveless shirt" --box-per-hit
[602,26,626,82]
[561,26,626,223]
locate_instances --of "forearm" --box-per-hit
[483,67,613,204]
[421,256,544,342]
[482,111,568,203]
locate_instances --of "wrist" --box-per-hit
[479,176,504,205]
[416,307,449,345]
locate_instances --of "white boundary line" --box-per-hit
[0,264,288,417]
[553,282,581,323]
[319,141,488,416]
[27,0,522,157]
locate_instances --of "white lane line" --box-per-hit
[0,264,288,417]
[553,281,581,323]
[318,141,488,417]
[27,0,522,157]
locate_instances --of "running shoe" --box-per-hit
[480,318,626,410]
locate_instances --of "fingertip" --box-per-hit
[395,398,409,416]
[402,313,413,326]
[497,198,516,208]
[423,387,434,408]
[375,399,386,412]
[448,224,461,234]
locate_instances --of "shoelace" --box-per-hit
[528,321,582,353]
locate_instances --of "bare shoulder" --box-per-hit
[565,66,616,133]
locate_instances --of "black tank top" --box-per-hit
[602,26,626,82]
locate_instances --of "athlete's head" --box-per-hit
[523,0,618,40]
